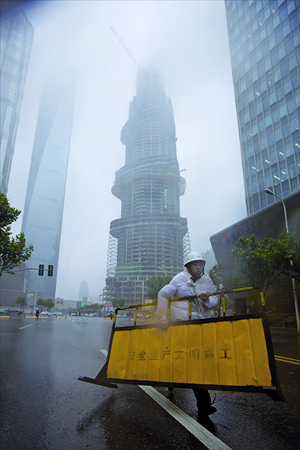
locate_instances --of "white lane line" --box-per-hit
[100,350,231,450]
[140,386,231,450]
[76,324,81,330]
[19,324,34,330]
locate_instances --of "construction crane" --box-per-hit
[110,27,139,66]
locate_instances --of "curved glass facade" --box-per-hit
[225,0,300,215]
[0,5,34,194]
[22,80,76,300]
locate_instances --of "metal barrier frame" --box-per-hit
[78,287,284,401]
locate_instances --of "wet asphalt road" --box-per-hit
[0,314,299,450]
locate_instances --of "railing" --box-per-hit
[113,286,262,326]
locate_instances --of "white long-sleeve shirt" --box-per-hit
[156,268,218,322]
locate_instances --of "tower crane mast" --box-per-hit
[110,27,139,66]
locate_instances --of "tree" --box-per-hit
[145,275,172,300]
[44,299,55,311]
[15,294,27,310]
[0,193,34,276]
[208,264,239,315]
[231,233,300,312]
[232,233,300,294]
[209,263,243,291]
[112,298,126,308]
[36,298,46,311]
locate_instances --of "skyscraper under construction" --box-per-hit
[104,66,190,304]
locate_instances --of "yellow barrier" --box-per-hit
[25,316,49,319]
[107,317,272,387]
[79,287,284,400]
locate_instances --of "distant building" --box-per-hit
[21,79,76,300]
[104,66,191,304]
[79,279,89,303]
[200,249,217,274]
[0,2,34,193]
[225,0,299,215]
[0,262,30,307]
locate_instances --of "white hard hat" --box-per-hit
[184,252,206,267]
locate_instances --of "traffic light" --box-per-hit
[48,265,53,276]
[60,300,63,304]
[57,300,59,303]
[38,264,44,276]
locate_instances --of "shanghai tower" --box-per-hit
[104,66,190,305]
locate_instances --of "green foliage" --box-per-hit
[0,193,34,276]
[15,294,27,310]
[36,298,45,310]
[44,299,55,311]
[73,303,104,312]
[208,264,243,291]
[231,233,300,297]
[208,264,240,315]
[112,298,126,308]
[146,275,173,300]
[36,298,54,311]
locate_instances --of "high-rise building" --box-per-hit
[225,0,299,215]
[0,2,34,193]
[104,66,190,304]
[79,279,89,303]
[21,79,76,300]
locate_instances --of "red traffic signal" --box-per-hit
[57,300,59,303]
[60,300,63,304]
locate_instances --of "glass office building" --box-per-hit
[0,3,34,193]
[225,0,299,215]
[21,80,76,300]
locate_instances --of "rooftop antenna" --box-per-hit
[110,27,139,66]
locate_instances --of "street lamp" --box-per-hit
[265,188,300,333]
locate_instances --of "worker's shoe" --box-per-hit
[198,405,217,416]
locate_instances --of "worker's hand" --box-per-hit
[159,319,169,330]
[199,292,210,302]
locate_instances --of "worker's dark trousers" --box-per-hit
[193,388,211,410]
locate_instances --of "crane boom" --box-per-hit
[110,27,138,66]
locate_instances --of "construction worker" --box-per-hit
[156,252,218,418]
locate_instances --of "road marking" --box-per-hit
[19,324,34,330]
[100,350,231,450]
[76,324,81,330]
[275,355,300,366]
[140,385,231,450]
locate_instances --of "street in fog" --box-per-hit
[0,315,299,450]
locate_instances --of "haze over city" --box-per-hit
[7,1,246,300]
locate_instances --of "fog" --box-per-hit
[7,1,247,300]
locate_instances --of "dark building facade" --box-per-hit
[211,190,299,275]
[104,67,190,304]
[0,3,34,194]
[225,0,299,215]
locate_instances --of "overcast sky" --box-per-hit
[8,0,247,300]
